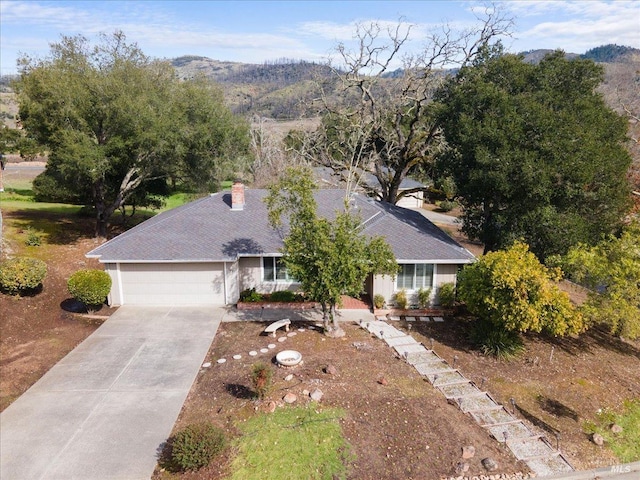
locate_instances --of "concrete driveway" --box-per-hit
[0,306,224,480]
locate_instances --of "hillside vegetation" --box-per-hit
[169,46,640,120]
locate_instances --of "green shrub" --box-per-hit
[394,289,408,309]
[0,257,47,294]
[470,319,525,360]
[438,200,457,212]
[373,294,385,309]
[239,288,263,302]
[417,287,432,308]
[170,422,226,471]
[67,269,111,307]
[438,282,456,307]
[251,362,273,400]
[24,228,43,247]
[269,290,299,302]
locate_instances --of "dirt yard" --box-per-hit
[157,320,526,480]
[157,315,640,480]
[0,161,115,411]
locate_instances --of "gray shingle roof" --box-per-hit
[87,189,474,263]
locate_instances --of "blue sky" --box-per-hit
[1,0,639,75]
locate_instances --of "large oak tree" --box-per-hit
[435,49,632,260]
[17,32,250,237]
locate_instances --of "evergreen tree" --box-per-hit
[436,49,631,260]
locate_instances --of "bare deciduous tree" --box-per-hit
[307,5,513,204]
[249,116,312,187]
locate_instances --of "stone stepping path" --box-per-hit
[486,421,535,442]
[405,350,441,363]
[358,319,573,477]
[384,335,419,347]
[393,343,428,357]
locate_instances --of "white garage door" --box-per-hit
[118,263,225,305]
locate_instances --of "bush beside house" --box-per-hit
[67,269,112,309]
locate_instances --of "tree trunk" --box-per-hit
[93,180,109,238]
[321,302,329,332]
[96,211,109,238]
[92,167,144,238]
[326,302,345,338]
[482,206,498,254]
[387,181,400,205]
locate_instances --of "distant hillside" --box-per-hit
[519,45,640,64]
[171,56,246,82]
[519,49,580,64]
[172,56,337,118]
[582,44,640,63]
[171,44,639,119]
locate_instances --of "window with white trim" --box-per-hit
[396,264,433,290]
[262,257,296,282]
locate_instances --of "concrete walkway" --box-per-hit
[0,306,224,480]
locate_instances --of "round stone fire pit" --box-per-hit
[276,350,302,367]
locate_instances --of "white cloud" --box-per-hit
[505,0,639,51]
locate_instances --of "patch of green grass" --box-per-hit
[0,200,83,214]
[584,399,640,462]
[0,187,35,202]
[162,193,194,211]
[229,405,353,480]
[159,191,212,211]
[1,176,34,191]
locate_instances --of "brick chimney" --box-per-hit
[231,181,245,211]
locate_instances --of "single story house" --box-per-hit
[87,183,475,307]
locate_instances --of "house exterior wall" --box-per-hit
[105,259,462,307]
[433,263,459,305]
[371,274,396,306]
[372,263,462,307]
[238,257,299,295]
[224,261,239,304]
[104,263,120,306]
